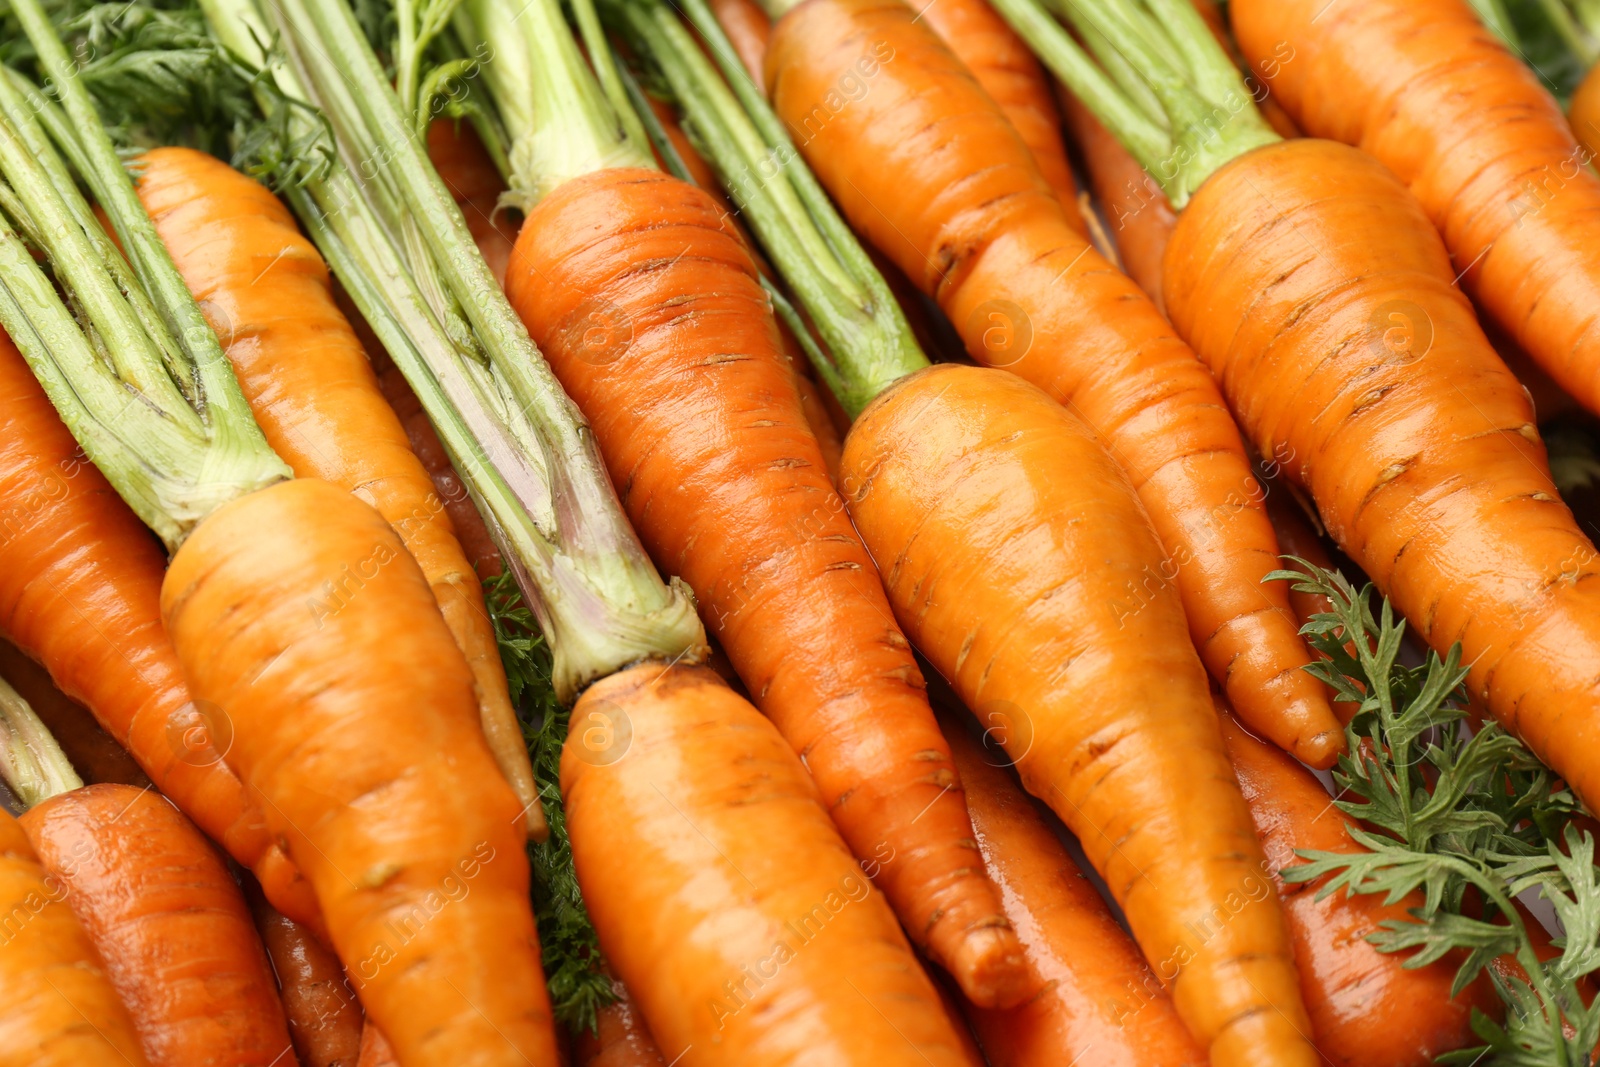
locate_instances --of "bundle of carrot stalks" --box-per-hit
[1,0,1600,1064]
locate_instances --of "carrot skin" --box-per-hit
[135,146,541,839]
[0,638,148,787]
[20,784,294,1067]
[0,328,319,929]
[1162,137,1600,820]
[936,706,1206,1067]
[0,808,149,1066]
[710,0,773,82]
[161,478,558,1067]
[358,1022,399,1067]
[504,167,1026,1008]
[248,882,364,1067]
[766,0,1342,768]
[1232,0,1600,419]
[839,362,1317,1066]
[1572,63,1600,163]
[572,977,667,1067]
[563,664,977,1066]
[427,120,519,287]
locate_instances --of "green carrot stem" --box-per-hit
[0,674,82,810]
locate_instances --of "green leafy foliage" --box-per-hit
[1489,0,1598,103]
[483,571,614,1035]
[1274,562,1600,1065]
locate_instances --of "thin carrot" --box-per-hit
[134,145,542,838]
[1231,0,1600,419]
[426,120,520,287]
[0,329,317,928]
[935,699,1206,1067]
[763,0,1343,767]
[563,663,980,1065]
[0,806,149,1066]
[247,881,364,1067]
[357,1022,399,1067]
[1216,705,1493,1064]
[839,362,1317,1066]
[572,976,667,1067]
[0,638,148,788]
[20,783,295,1067]
[503,164,1027,1006]
[710,0,774,80]
[904,0,1084,226]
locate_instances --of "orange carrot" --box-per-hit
[0,806,149,1066]
[504,166,1027,1007]
[563,663,980,1064]
[1216,705,1495,1064]
[247,882,364,1067]
[764,0,1342,767]
[0,328,317,929]
[357,1022,399,1067]
[162,477,560,1066]
[1232,0,1600,419]
[1572,61,1600,161]
[0,638,148,788]
[1162,134,1600,822]
[135,146,542,838]
[839,362,1317,1066]
[710,0,774,80]
[20,784,294,1066]
[935,701,1206,1067]
[905,0,1084,226]
[427,120,520,287]
[572,977,666,1067]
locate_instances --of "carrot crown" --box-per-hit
[989,0,1279,207]
[605,0,931,415]
[0,674,82,811]
[0,0,292,550]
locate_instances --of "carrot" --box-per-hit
[562,663,980,1065]
[247,881,364,1067]
[162,478,560,1066]
[710,0,774,80]
[1231,0,1600,419]
[357,1022,399,1067]
[763,0,1343,768]
[426,120,520,287]
[572,977,667,1067]
[935,699,1206,1067]
[134,145,542,838]
[1572,61,1600,160]
[0,638,148,788]
[503,165,1027,1006]
[0,806,149,1066]
[20,783,294,1066]
[904,0,1084,227]
[0,328,317,928]
[1216,705,1493,1064]
[838,362,1317,1066]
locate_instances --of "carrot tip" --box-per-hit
[943,924,1035,1010]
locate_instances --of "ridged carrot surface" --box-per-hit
[839,362,1317,1067]
[135,146,539,836]
[1163,136,1600,820]
[21,784,294,1067]
[248,883,364,1067]
[1232,0,1600,419]
[0,328,316,928]
[765,0,1342,767]
[161,478,558,1067]
[0,807,148,1067]
[504,166,1026,1007]
[563,663,979,1065]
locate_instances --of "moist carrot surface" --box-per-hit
[504,166,1026,1008]
[248,884,364,1067]
[839,362,1317,1066]
[765,0,1342,768]
[161,478,558,1067]
[21,784,294,1067]
[563,663,978,1066]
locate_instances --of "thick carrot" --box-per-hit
[0,806,149,1066]
[1231,0,1600,419]
[904,0,1084,226]
[0,638,148,788]
[839,362,1317,1066]
[562,663,979,1065]
[20,783,294,1066]
[572,977,667,1066]
[247,882,364,1067]
[1162,135,1600,821]
[135,146,541,838]
[1216,705,1494,1064]
[0,328,317,929]
[936,703,1206,1067]
[504,166,1028,1007]
[161,477,559,1067]
[358,1022,399,1067]
[765,0,1342,767]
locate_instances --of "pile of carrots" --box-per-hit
[3,0,1600,1064]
